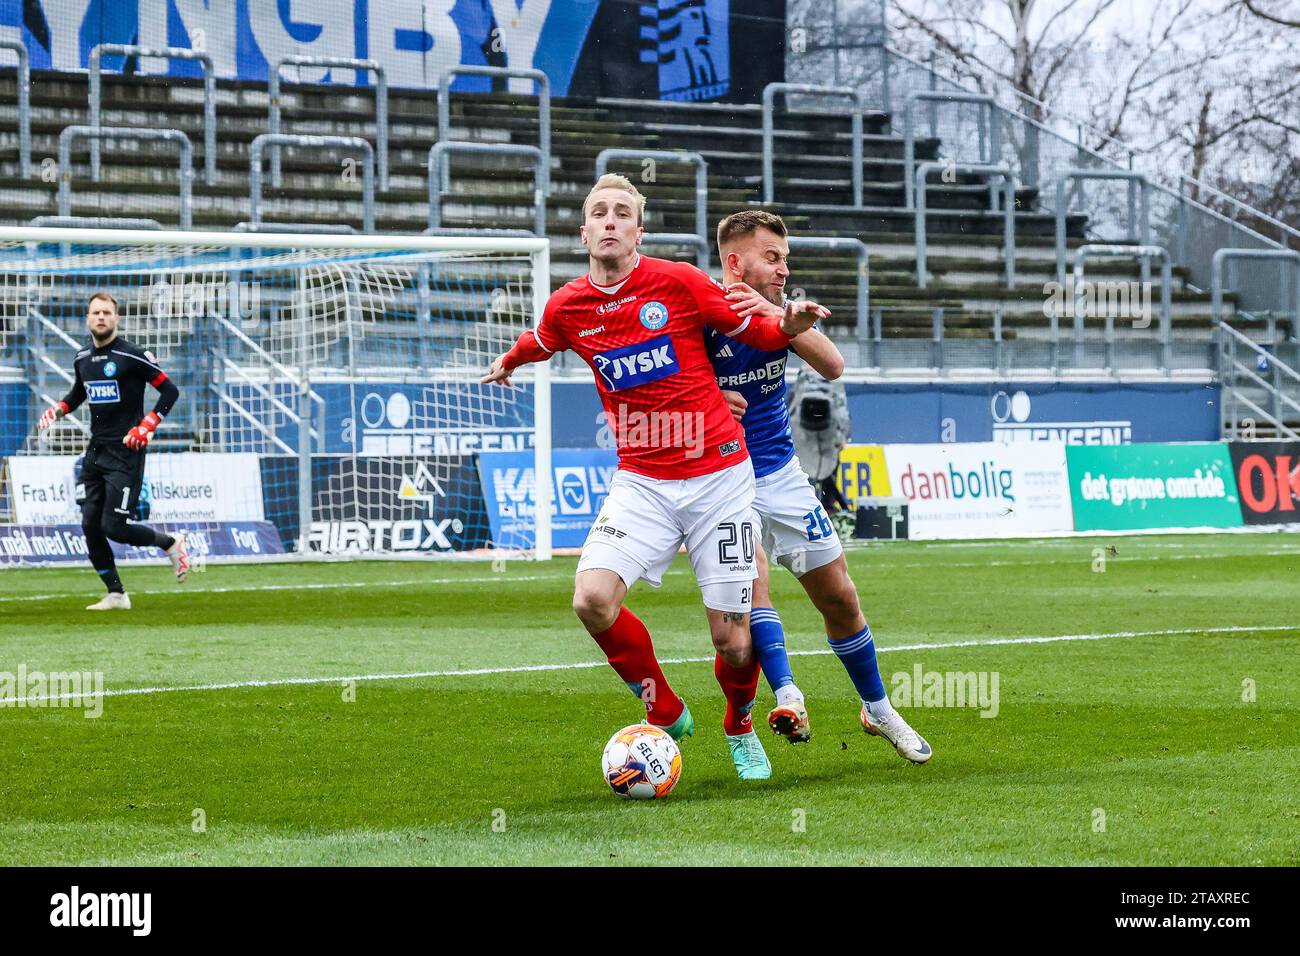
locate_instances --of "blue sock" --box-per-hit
[751,607,795,695]
[828,624,886,703]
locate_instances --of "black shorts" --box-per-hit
[78,441,147,521]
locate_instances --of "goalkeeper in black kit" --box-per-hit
[36,292,190,610]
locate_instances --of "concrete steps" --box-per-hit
[0,68,1232,355]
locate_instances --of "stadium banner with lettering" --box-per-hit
[1067,444,1243,531]
[310,382,536,457]
[0,521,283,564]
[546,381,1221,450]
[295,455,489,555]
[836,444,892,503]
[880,442,1074,540]
[1227,442,1300,525]
[477,449,618,550]
[844,382,1220,445]
[5,453,265,525]
[3,1,785,102]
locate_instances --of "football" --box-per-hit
[601,724,682,799]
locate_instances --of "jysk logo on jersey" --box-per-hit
[592,335,679,391]
[639,301,669,330]
[102,361,117,378]
[87,381,121,404]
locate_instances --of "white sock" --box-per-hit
[865,696,897,719]
[775,684,804,708]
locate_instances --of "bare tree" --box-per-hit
[1239,0,1300,28]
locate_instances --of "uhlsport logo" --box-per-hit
[592,335,679,391]
[102,360,117,378]
[86,380,121,404]
[639,300,669,330]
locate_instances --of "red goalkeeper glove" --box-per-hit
[123,411,162,450]
[37,401,69,431]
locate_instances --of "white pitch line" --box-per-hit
[0,573,567,604]
[9,544,1298,603]
[12,624,1295,707]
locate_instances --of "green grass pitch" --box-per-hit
[1,534,1297,866]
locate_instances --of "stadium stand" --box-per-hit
[0,56,1295,438]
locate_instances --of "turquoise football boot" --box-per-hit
[726,731,772,780]
[657,699,695,742]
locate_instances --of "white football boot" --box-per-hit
[86,592,132,611]
[860,703,933,764]
[167,533,190,583]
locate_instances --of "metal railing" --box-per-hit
[911,42,1300,252]
[438,66,550,194]
[428,142,547,236]
[89,44,216,186]
[786,236,870,342]
[0,39,31,178]
[904,92,999,209]
[797,40,1298,319]
[270,55,388,192]
[233,221,356,235]
[249,134,375,234]
[212,312,325,455]
[1072,244,1173,371]
[596,148,707,269]
[28,215,162,255]
[22,311,91,441]
[1055,170,1151,286]
[58,126,193,230]
[1218,318,1300,441]
[762,83,864,207]
[1211,249,1300,328]
[29,215,162,230]
[914,161,1015,289]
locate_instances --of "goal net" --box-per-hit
[0,227,553,566]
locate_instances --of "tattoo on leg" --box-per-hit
[721,611,747,624]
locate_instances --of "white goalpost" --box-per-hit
[0,227,553,566]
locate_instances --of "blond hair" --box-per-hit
[716,209,788,253]
[87,291,119,314]
[583,173,647,225]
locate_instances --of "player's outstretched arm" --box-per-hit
[790,326,845,380]
[688,267,826,349]
[481,353,517,387]
[122,357,180,449]
[39,367,86,431]
[481,329,554,388]
[37,401,69,431]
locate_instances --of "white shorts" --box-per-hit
[754,454,844,577]
[576,459,759,613]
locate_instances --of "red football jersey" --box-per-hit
[506,255,794,480]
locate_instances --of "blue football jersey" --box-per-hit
[704,327,794,478]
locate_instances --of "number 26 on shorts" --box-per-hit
[803,506,833,541]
